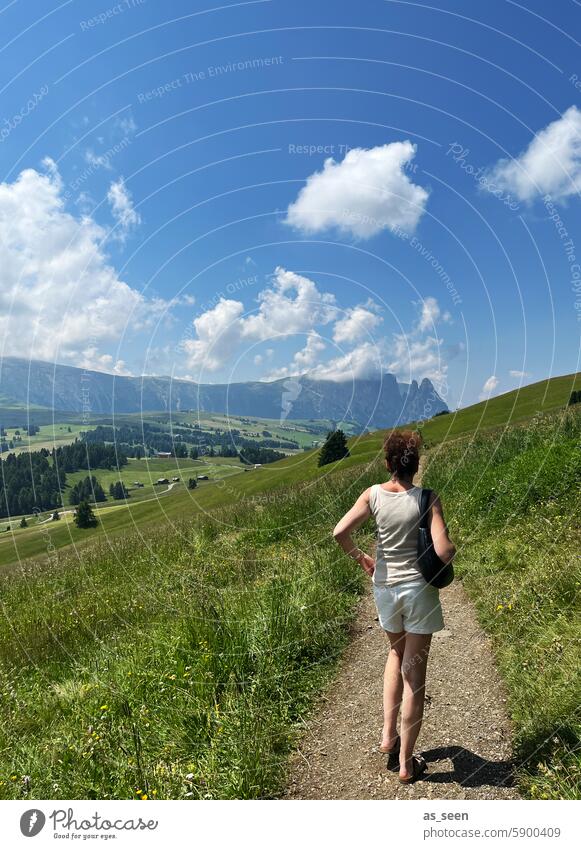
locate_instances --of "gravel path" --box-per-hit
[284,579,520,799]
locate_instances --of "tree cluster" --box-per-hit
[109,481,130,500]
[69,476,106,506]
[0,451,62,518]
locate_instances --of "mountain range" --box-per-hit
[0,357,448,428]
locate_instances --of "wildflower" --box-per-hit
[496,604,504,611]
[141,794,148,800]
[100,704,108,711]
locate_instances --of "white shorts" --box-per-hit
[373,579,444,634]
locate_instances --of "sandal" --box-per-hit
[399,754,427,784]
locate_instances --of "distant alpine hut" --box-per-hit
[157,451,172,458]
[197,475,209,480]
[156,478,169,485]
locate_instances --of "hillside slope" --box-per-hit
[423,406,581,798]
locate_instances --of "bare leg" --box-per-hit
[381,630,405,749]
[399,633,432,779]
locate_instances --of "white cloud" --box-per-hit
[182,268,337,375]
[266,333,327,380]
[488,106,581,202]
[308,341,384,382]
[78,348,131,375]
[85,148,113,171]
[182,265,450,389]
[480,375,500,400]
[285,142,429,239]
[107,177,141,240]
[0,159,164,366]
[509,369,532,379]
[333,302,382,344]
[182,298,245,372]
[417,296,442,332]
[241,267,337,340]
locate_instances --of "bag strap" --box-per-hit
[419,488,432,530]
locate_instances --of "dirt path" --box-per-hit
[284,574,520,799]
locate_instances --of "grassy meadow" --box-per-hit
[423,404,581,799]
[0,461,376,800]
[0,372,579,799]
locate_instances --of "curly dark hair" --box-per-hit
[383,429,422,478]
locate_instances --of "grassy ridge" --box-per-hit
[0,460,378,799]
[416,372,581,444]
[423,405,581,799]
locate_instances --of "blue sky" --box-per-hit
[0,0,580,408]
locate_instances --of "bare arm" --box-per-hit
[332,488,375,576]
[429,493,456,564]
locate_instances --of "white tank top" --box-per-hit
[369,483,424,587]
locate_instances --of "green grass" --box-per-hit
[423,404,581,799]
[0,432,380,570]
[417,372,581,444]
[0,372,579,799]
[63,457,245,505]
[0,461,377,800]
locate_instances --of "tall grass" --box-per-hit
[0,459,380,800]
[423,406,581,799]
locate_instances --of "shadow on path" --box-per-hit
[422,745,517,789]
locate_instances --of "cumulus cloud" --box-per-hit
[333,302,382,344]
[0,159,164,367]
[182,266,450,389]
[479,375,500,400]
[266,333,327,380]
[285,142,429,239]
[307,341,385,382]
[107,177,141,240]
[241,267,337,340]
[488,106,581,202]
[182,298,245,372]
[183,267,338,374]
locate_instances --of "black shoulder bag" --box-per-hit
[417,488,454,589]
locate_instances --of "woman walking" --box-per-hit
[333,430,456,784]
